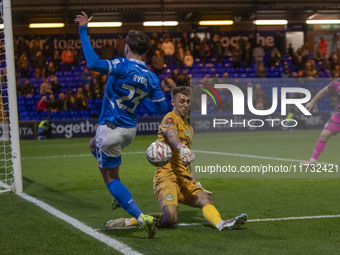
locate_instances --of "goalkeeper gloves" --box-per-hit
[177,143,192,166]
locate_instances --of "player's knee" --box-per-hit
[161,213,178,227]
[160,206,178,227]
[192,191,214,208]
[320,131,332,140]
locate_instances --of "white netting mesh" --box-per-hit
[0,1,14,192]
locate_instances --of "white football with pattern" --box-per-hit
[146,141,172,167]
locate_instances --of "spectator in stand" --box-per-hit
[314,48,323,62]
[304,60,319,78]
[37,96,48,111]
[256,63,267,78]
[318,37,328,56]
[191,32,201,59]
[152,49,165,75]
[267,47,281,67]
[47,94,58,112]
[30,40,41,59]
[253,44,265,68]
[243,41,253,68]
[43,44,53,58]
[151,32,161,46]
[177,71,190,87]
[65,88,76,110]
[83,83,93,99]
[52,50,61,72]
[148,39,158,59]
[50,75,61,94]
[81,68,91,86]
[101,39,114,59]
[181,32,190,52]
[161,77,176,92]
[212,34,223,63]
[72,50,80,67]
[287,43,294,59]
[247,33,256,50]
[274,31,284,53]
[335,34,340,61]
[22,78,35,96]
[183,50,194,69]
[33,50,46,79]
[46,62,56,77]
[75,88,88,110]
[16,36,29,57]
[56,93,70,111]
[40,78,52,95]
[61,46,74,72]
[91,78,102,99]
[201,37,211,64]
[161,35,175,66]
[320,54,331,73]
[16,78,23,95]
[238,36,246,52]
[175,42,184,69]
[294,54,306,74]
[332,65,340,78]
[99,75,108,92]
[115,34,125,58]
[282,62,292,78]
[171,69,179,84]
[329,53,339,70]
[17,52,29,78]
[231,43,242,69]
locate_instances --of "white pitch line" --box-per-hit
[21,151,145,160]
[194,150,336,165]
[0,181,142,255]
[95,214,340,230]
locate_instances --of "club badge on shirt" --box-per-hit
[166,117,175,127]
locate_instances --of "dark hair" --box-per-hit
[171,86,190,98]
[126,30,151,55]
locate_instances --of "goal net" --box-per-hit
[0,0,22,193]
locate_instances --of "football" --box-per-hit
[146,141,172,167]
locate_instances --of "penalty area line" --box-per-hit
[0,181,143,255]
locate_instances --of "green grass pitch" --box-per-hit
[1,130,339,254]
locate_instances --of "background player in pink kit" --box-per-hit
[302,79,340,165]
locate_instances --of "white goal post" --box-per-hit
[0,0,22,194]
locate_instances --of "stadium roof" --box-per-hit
[9,0,340,26]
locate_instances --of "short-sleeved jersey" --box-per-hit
[99,58,165,128]
[156,111,193,177]
[329,78,340,110]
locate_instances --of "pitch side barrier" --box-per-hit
[18,113,330,140]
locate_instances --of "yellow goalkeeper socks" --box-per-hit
[202,204,223,228]
[129,218,139,226]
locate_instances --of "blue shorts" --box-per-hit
[95,124,137,168]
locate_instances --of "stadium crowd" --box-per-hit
[11,31,340,120]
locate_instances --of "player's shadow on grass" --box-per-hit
[22,176,101,209]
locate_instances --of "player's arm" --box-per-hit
[143,98,168,114]
[306,85,330,111]
[75,12,110,74]
[144,85,168,114]
[164,128,191,166]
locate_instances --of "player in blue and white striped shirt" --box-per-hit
[75,11,168,238]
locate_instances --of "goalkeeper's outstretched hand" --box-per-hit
[177,143,192,166]
[74,11,90,27]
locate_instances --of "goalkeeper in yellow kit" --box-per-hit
[107,86,247,230]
